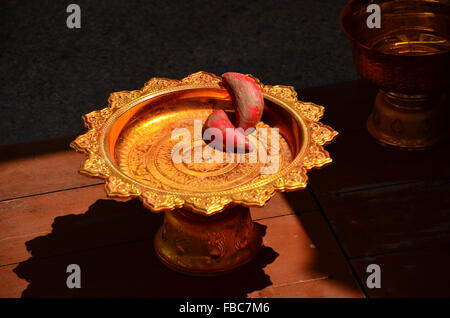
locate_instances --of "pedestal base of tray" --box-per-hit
[154,206,263,275]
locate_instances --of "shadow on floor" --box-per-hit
[13,199,279,297]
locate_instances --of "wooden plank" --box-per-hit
[315,179,450,257]
[0,265,28,298]
[251,190,318,221]
[352,245,450,297]
[0,213,362,297]
[256,213,360,288]
[248,278,363,298]
[0,185,136,266]
[308,130,450,196]
[300,79,376,133]
[0,136,100,201]
[0,184,317,267]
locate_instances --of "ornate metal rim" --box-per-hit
[70,71,338,215]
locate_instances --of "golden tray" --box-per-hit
[70,71,337,274]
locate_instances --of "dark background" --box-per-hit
[0,0,356,146]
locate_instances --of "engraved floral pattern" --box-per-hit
[295,101,325,122]
[263,85,299,103]
[79,154,110,177]
[310,122,339,145]
[303,144,333,170]
[106,176,140,197]
[186,196,232,214]
[141,191,184,211]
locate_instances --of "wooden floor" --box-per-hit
[1,80,449,298]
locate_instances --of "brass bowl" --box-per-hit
[340,0,450,149]
[71,71,337,274]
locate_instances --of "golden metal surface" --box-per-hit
[154,206,263,275]
[340,0,450,149]
[71,71,337,215]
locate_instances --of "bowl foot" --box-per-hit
[367,89,449,150]
[154,206,263,275]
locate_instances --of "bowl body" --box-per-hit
[340,0,449,149]
[340,0,449,94]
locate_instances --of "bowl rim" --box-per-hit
[70,71,338,215]
[339,0,450,58]
[101,86,307,195]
